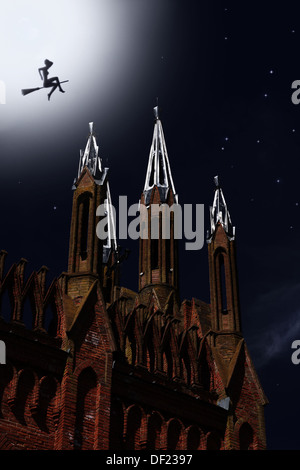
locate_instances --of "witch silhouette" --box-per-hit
[21,59,68,100]
[38,59,65,101]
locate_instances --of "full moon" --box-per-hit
[0,0,169,171]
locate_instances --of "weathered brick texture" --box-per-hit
[0,151,267,450]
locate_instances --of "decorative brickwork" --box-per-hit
[0,119,267,450]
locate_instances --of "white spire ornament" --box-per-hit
[207,175,235,243]
[143,107,178,205]
[73,122,118,262]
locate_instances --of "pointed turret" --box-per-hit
[143,106,178,205]
[71,122,117,263]
[207,175,241,351]
[66,122,118,304]
[76,122,102,181]
[207,175,235,243]
[139,107,179,303]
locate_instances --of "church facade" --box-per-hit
[0,109,267,450]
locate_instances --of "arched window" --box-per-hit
[79,197,90,260]
[207,432,221,450]
[13,369,35,425]
[124,406,142,450]
[218,254,228,313]
[147,413,162,450]
[74,368,97,450]
[239,422,254,450]
[109,398,124,449]
[34,376,57,432]
[187,426,201,450]
[151,216,159,270]
[167,419,182,450]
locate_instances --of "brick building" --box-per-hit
[0,109,267,450]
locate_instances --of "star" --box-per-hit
[264,93,268,98]
[276,178,280,183]
[292,129,296,133]
[295,202,299,206]
[269,69,274,74]
[225,136,229,141]
[257,139,260,143]
[53,206,57,210]
[224,36,228,40]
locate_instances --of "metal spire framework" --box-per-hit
[143,106,178,205]
[77,122,102,180]
[207,175,235,242]
[74,122,118,262]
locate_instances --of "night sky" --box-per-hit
[1,0,300,450]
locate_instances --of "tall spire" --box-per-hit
[72,122,117,263]
[77,122,102,179]
[139,106,179,296]
[207,175,235,242]
[143,106,178,205]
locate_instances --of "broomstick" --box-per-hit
[21,80,69,96]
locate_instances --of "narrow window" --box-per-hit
[219,254,227,313]
[167,420,181,450]
[151,216,159,270]
[125,407,141,450]
[80,198,89,260]
[151,239,159,269]
[166,238,171,274]
[74,368,97,450]
[239,422,254,450]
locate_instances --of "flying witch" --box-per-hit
[21,59,68,101]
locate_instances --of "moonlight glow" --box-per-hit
[0,0,168,168]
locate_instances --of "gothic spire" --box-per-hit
[143,106,178,205]
[73,122,117,262]
[207,175,235,242]
[77,122,102,179]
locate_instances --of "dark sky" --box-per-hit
[1,0,300,450]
